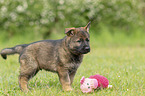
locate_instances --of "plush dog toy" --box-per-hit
[80,74,112,93]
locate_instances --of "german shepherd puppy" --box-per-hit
[0,22,91,92]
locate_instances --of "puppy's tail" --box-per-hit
[0,44,29,59]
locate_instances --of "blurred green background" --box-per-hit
[0,0,145,46]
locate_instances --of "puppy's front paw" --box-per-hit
[63,86,73,91]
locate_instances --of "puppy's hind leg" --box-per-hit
[19,76,29,92]
[19,56,39,92]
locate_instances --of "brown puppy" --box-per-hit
[0,22,91,92]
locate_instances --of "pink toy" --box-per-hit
[80,74,112,93]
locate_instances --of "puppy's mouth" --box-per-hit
[80,49,90,54]
[71,48,90,54]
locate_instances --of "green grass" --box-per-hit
[0,46,144,96]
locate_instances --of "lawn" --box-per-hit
[0,45,144,96]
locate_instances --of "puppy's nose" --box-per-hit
[85,47,90,51]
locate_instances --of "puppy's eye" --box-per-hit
[76,40,81,42]
[86,38,89,42]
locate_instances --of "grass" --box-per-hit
[0,28,145,95]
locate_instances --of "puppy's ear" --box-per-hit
[65,28,75,36]
[84,21,91,33]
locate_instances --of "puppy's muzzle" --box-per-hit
[81,46,90,54]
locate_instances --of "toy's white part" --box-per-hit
[108,85,112,88]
